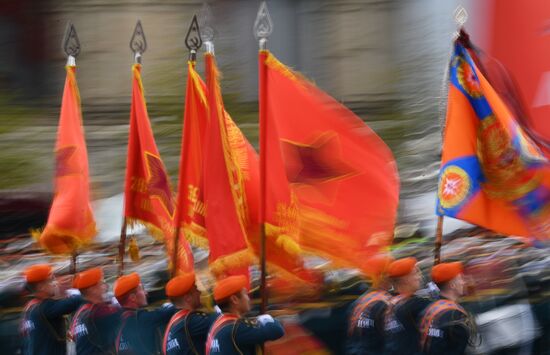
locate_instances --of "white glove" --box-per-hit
[257,314,274,325]
[162,302,174,309]
[65,288,81,297]
[214,305,222,314]
[111,297,120,306]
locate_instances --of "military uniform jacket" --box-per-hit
[20,296,83,355]
[345,290,392,355]
[116,305,177,355]
[162,309,219,355]
[420,298,470,355]
[70,301,122,355]
[383,294,431,355]
[205,314,284,355]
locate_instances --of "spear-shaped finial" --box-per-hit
[453,6,471,47]
[185,15,202,61]
[454,5,468,27]
[198,3,215,53]
[63,22,80,66]
[130,20,147,64]
[254,1,273,50]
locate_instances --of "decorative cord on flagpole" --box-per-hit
[255,0,273,316]
[434,6,468,266]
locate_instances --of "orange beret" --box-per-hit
[73,268,103,290]
[213,275,248,302]
[432,262,463,284]
[24,264,53,283]
[114,272,141,298]
[361,254,395,278]
[165,272,196,297]
[387,257,417,278]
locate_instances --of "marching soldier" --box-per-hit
[205,275,284,355]
[114,272,177,355]
[70,267,122,354]
[420,262,472,355]
[162,272,219,355]
[20,263,83,355]
[346,255,394,354]
[383,257,432,355]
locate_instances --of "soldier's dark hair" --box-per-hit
[25,282,39,294]
[216,298,232,313]
[434,280,450,291]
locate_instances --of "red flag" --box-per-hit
[37,66,97,254]
[260,52,399,268]
[203,53,254,279]
[171,62,209,275]
[475,1,550,152]
[123,64,191,269]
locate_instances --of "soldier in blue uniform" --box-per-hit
[162,272,219,355]
[346,255,394,354]
[383,257,432,355]
[420,261,472,355]
[114,272,177,355]
[20,263,83,355]
[205,275,284,355]
[70,267,122,354]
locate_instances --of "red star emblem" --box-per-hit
[281,132,356,185]
[55,146,80,177]
[145,152,175,218]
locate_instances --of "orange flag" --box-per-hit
[436,32,550,238]
[259,51,399,269]
[37,66,97,254]
[203,53,254,279]
[123,64,193,270]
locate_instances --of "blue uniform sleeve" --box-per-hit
[234,318,285,346]
[187,312,219,336]
[92,304,123,331]
[42,296,83,318]
[139,304,178,326]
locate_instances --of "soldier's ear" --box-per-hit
[229,294,239,306]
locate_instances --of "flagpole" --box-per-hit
[118,20,148,276]
[71,252,78,274]
[63,22,81,275]
[118,217,127,276]
[170,15,203,277]
[433,7,468,267]
[255,1,273,315]
[433,216,444,265]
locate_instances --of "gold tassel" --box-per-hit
[30,228,43,241]
[128,237,140,262]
